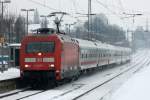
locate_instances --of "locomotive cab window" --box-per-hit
[26,42,55,53]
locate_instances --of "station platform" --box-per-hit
[0,68,20,81]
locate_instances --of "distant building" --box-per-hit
[33,8,40,24]
[41,18,48,28]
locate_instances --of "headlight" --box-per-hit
[49,64,55,68]
[38,52,42,56]
[25,64,30,68]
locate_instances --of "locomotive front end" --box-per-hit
[20,29,62,83]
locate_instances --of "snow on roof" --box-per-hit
[96,41,116,50]
[75,38,97,48]
[28,24,41,32]
[75,38,130,51]
[8,43,21,47]
[111,65,150,100]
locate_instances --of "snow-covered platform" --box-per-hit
[0,68,20,81]
[111,64,150,100]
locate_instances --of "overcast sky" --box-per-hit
[5,0,150,30]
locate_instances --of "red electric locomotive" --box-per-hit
[20,28,80,85]
[20,28,131,87]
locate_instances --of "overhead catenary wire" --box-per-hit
[72,0,86,14]
[95,0,130,28]
[26,0,60,11]
[72,0,78,14]
[95,0,122,17]
[118,0,125,12]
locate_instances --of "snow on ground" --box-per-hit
[0,68,20,81]
[0,49,147,99]
[76,50,150,100]
[110,63,150,100]
[20,50,147,100]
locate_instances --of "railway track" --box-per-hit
[16,90,46,100]
[45,54,147,100]
[49,51,149,100]
[71,53,150,100]
[0,89,46,100]
[0,51,148,100]
[16,83,86,100]
[0,88,30,99]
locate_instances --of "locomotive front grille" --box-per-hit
[24,57,54,63]
[25,58,36,62]
[43,58,54,62]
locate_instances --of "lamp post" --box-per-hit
[0,0,11,24]
[123,12,143,52]
[66,22,77,35]
[21,9,34,35]
[0,0,11,72]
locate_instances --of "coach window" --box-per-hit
[61,37,64,40]
[82,54,84,58]
[83,54,85,58]
[84,53,85,58]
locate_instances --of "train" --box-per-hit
[20,28,131,86]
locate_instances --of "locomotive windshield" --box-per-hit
[26,42,55,53]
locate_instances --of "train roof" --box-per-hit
[75,38,97,48]
[31,28,56,35]
[75,38,114,50]
[74,38,131,52]
[30,28,66,36]
[23,28,131,52]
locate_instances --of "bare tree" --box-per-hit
[74,13,129,46]
[14,16,25,43]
